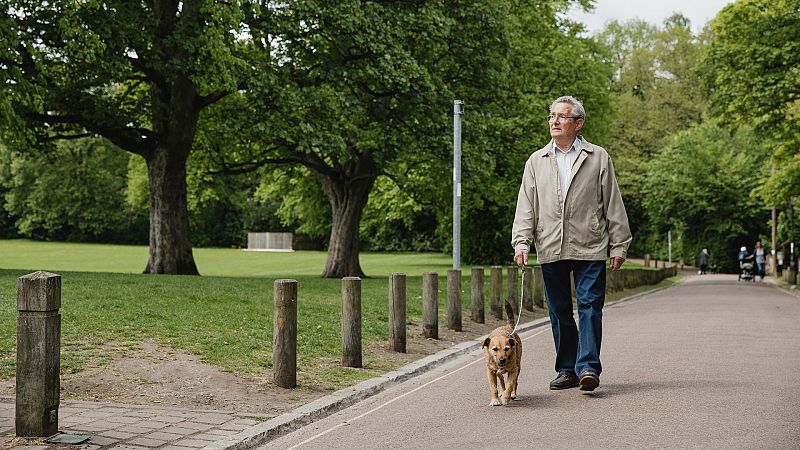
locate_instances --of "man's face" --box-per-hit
[549,102,584,141]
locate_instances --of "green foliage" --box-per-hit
[253,167,331,240]
[360,177,440,252]
[642,121,767,270]
[0,138,146,242]
[704,0,800,208]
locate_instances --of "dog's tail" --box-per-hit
[504,301,516,327]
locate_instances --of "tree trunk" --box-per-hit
[318,155,377,278]
[143,145,198,275]
[143,75,200,275]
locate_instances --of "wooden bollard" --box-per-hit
[341,277,362,368]
[507,266,518,317]
[389,273,406,352]
[644,254,650,267]
[471,267,485,323]
[522,266,533,311]
[16,271,61,437]
[422,272,438,339]
[447,269,462,331]
[490,266,503,320]
[533,265,544,309]
[273,279,297,388]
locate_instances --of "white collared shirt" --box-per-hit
[552,137,581,203]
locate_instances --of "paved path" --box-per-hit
[264,274,800,449]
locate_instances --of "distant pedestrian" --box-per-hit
[698,249,709,275]
[753,241,766,280]
[738,246,751,268]
[512,95,632,392]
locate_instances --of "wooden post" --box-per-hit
[471,267,485,323]
[422,272,438,339]
[341,277,362,368]
[273,279,297,388]
[447,269,462,331]
[389,273,407,352]
[644,253,650,267]
[522,266,533,311]
[490,266,503,320]
[533,265,545,309]
[507,266,518,317]
[16,271,61,437]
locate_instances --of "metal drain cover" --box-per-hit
[46,433,91,444]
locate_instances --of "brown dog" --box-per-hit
[482,301,522,406]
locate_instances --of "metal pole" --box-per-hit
[771,164,777,275]
[453,100,463,270]
[668,229,672,264]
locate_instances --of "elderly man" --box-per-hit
[512,96,632,391]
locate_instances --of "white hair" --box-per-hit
[550,96,586,118]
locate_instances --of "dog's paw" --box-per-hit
[490,398,503,406]
[501,396,509,405]
[510,393,518,400]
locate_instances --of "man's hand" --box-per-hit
[610,256,625,271]
[514,249,529,267]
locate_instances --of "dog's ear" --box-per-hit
[507,338,515,347]
[482,337,491,348]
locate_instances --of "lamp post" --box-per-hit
[453,100,463,270]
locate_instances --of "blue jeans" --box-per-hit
[541,259,606,377]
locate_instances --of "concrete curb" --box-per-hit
[205,281,674,450]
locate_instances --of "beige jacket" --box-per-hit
[511,138,632,264]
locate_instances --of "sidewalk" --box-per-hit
[1,396,262,449]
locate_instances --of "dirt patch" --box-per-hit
[0,311,539,416]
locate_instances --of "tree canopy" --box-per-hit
[0,0,255,274]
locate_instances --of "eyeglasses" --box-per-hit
[547,113,582,122]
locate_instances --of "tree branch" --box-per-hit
[196,90,232,110]
[22,111,154,157]
[43,132,94,141]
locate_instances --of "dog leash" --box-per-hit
[508,264,525,336]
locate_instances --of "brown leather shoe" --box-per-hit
[549,372,579,390]
[579,372,599,391]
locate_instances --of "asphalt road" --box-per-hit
[263,274,800,449]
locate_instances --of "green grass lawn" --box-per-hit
[0,239,529,388]
[0,239,459,277]
[0,239,666,390]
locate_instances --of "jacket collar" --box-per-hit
[541,135,594,157]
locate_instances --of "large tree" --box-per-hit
[206,1,516,277]
[0,0,254,274]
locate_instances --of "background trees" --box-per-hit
[0,0,788,274]
[642,121,766,271]
[704,0,800,259]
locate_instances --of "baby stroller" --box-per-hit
[738,246,754,281]
[739,261,754,282]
